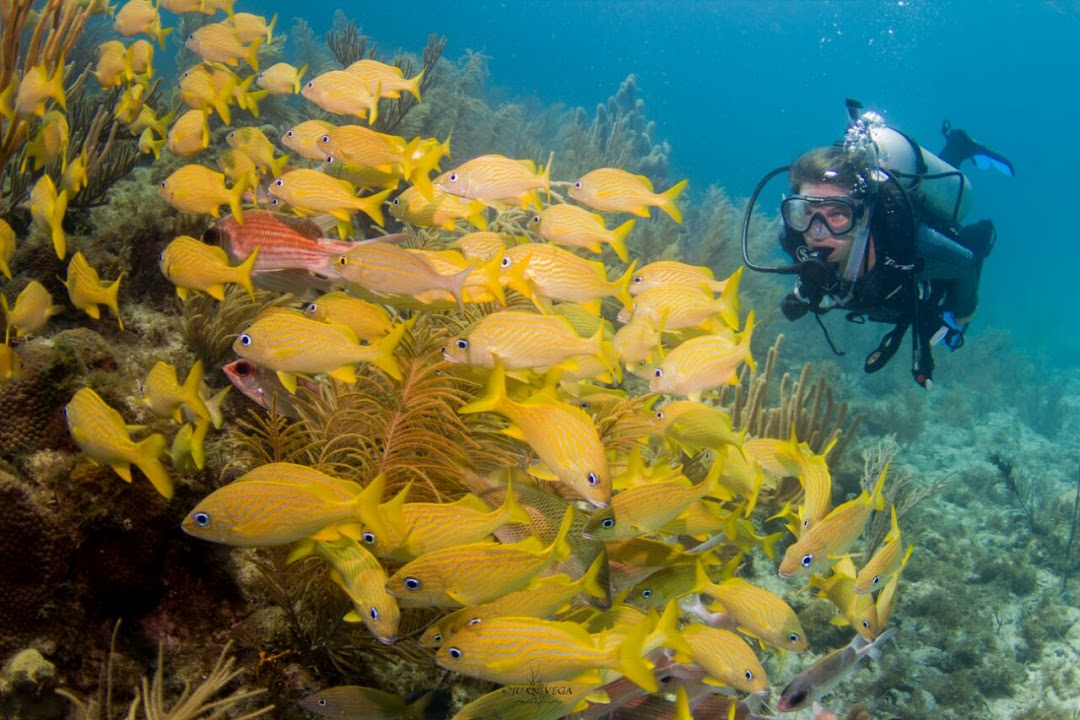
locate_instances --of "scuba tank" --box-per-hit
[847,99,972,233]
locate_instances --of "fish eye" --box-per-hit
[238,333,252,346]
[306,80,314,88]
[285,129,294,137]
[632,275,643,284]
[466,617,481,627]
[578,401,590,409]
[432,633,442,642]
[800,554,814,568]
[871,575,881,587]
[447,647,462,659]
[317,698,327,707]
[325,155,334,164]
[192,512,210,527]
[862,618,871,629]
[743,669,754,681]
[448,172,459,182]
[362,532,376,544]
[336,256,348,266]
[159,180,167,188]
[404,577,421,590]
[500,256,511,268]
[304,303,317,314]
[182,70,189,78]
[455,338,468,350]
[392,197,400,205]
[271,198,281,206]
[601,517,615,529]
[653,368,663,379]
[574,181,582,189]
[641,588,653,598]
[788,690,808,707]
[788,632,800,643]
[370,607,379,620]
[587,471,599,486]
[320,134,331,143]
[655,410,664,420]
[531,215,540,223]
[274,178,284,187]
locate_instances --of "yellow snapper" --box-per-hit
[182,462,382,547]
[185,22,261,70]
[650,316,756,402]
[331,242,471,310]
[696,569,808,653]
[583,467,720,541]
[234,308,405,391]
[778,464,888,578]
[806,557,880,641]
[451,231,513,261]
[269,169,389,227]
[630,260,730,295]
[612,316,662,376]
[406,248,505,306]
[303,291,393,341]
[140,360,210,423]
[853,505,908,595]
[874,544,913,630]
[64,387,172,499]
[300,685,439,720]
[179,65,231,123]
[458,364,611,507]
[651,399,746,456]
[30,174,67,260]
[228,12,276,43]
[226,126,289,178]
[387,185,487,231]
[385,506,574,607]
[63,252,123,329]
[159,234,258,301]
[61,149,90,198]
[22,110,69,173]
[676,623,769,693]
[292,537,400,644]
[435,153,551,211]
[158,164,244,220]
[216,148,259,192]
[169,419,211,472]
[166,108,211,156]
[282,119,337,160]
[793,434,836,533]
[1,281,63,342]
[502,242,636,316]
[125,39,154,79]
[14,63,66,118]
[114,0,170,48]
[0,218,15,280]
[302,70,380,122]
[257,62,306,94]
[93,40,128,88]
[441,310,613,374]
[528,204,634,262]
[344,59,423,101]
[570,168,688,223]
[621,271,742,332]
[0,344,23,383]
[317,123,408,169]
[419,554,608,648]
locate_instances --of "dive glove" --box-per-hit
[930,311,968,351]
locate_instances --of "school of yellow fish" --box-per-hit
[0,1,913,717]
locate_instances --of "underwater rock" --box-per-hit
[2,648,56,690]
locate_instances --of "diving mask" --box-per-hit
[781,195,864,236]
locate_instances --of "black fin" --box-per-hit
[939,121,1016,176]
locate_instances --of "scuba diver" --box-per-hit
[741,99,1014,388]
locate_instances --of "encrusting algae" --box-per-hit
[0,1,950,718]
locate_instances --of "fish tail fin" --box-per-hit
[265,12,278,43]
[270,152,289,178]
[616,614,659,693]
[407,68,423,101]
[153,22,172,50]
[245,37,263,73]
[459,363,511,416]
[650,598,693,658]
[759,530,786,560]
[1,294,10,344]
[588,322,621,384]
[367,81,381,125]
[446,261,474,311]
[102,272,124,330]
[738,310,756,374]
[235,245,259,300]
[884,503,901,543]
[228,179,245,225]
[868,462,889,512]
[51,189,68,260]
[578,553,609,601]
[366,316,408,381]
[480,251,506,306]
[181,360,211,421]
[545,505,575,564]
[357,187,392,226]
[659,178,688,223]
[608,218,634,263]
[498,478,533,525]
[718,265,743,330]
[133,433,173,499]
[49,58,67,110]
[190,417,210,469]
[466,201,488,231]
[293,64,307,94]
[612,259,639,314]
[244,88,268,119]
[540,151,554,203]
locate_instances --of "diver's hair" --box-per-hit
[790,145,875,199]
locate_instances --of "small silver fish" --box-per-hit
[775,628,897,713]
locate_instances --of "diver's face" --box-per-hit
[798,182,857,264]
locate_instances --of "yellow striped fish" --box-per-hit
[652,400,746,456]
[451,231,513,261]
[0,218,14,280]
[301,70,379,122]
[257,62,306,95]
[303,291,393,341]
[854,505,906,594]
[677,623,769,693]
[502,242,636,316]
[621,274,741,332]
[30,175,67,260]
[569,168,688,223]
[181,462,380,547]
[385,506,575,607]
[140,360,209,423]
[874,544,913,629]
[650,320,755,402]
[630,260,730,295]
[166,109,212,156]
[233,308,405,392]
[317,122,407,169]
[158,163,243,220]
[583,467,720,541]
[779,464,888,578]
[793,434,837,533]
[64,388,172,499]
[282,119,337,160]
[344,59,423,101]
[63,252,123,329]
[159,234,258,301]
[407,248,506,306]
[2,281,63,342]
[528,204,634,262]
[441,310,613,374]
[186,22,261,71]
[388,185,487,231]
[332,242,472,310]
[269,169,390,228]
[696,567,808,653]
[226,126,289,178]
[291,537,400,644]
[435,153,551,210]
[459,365,611,507]
[807,557,879,641]
[419,554,608,648]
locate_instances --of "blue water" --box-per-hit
[251,0,1079,366]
